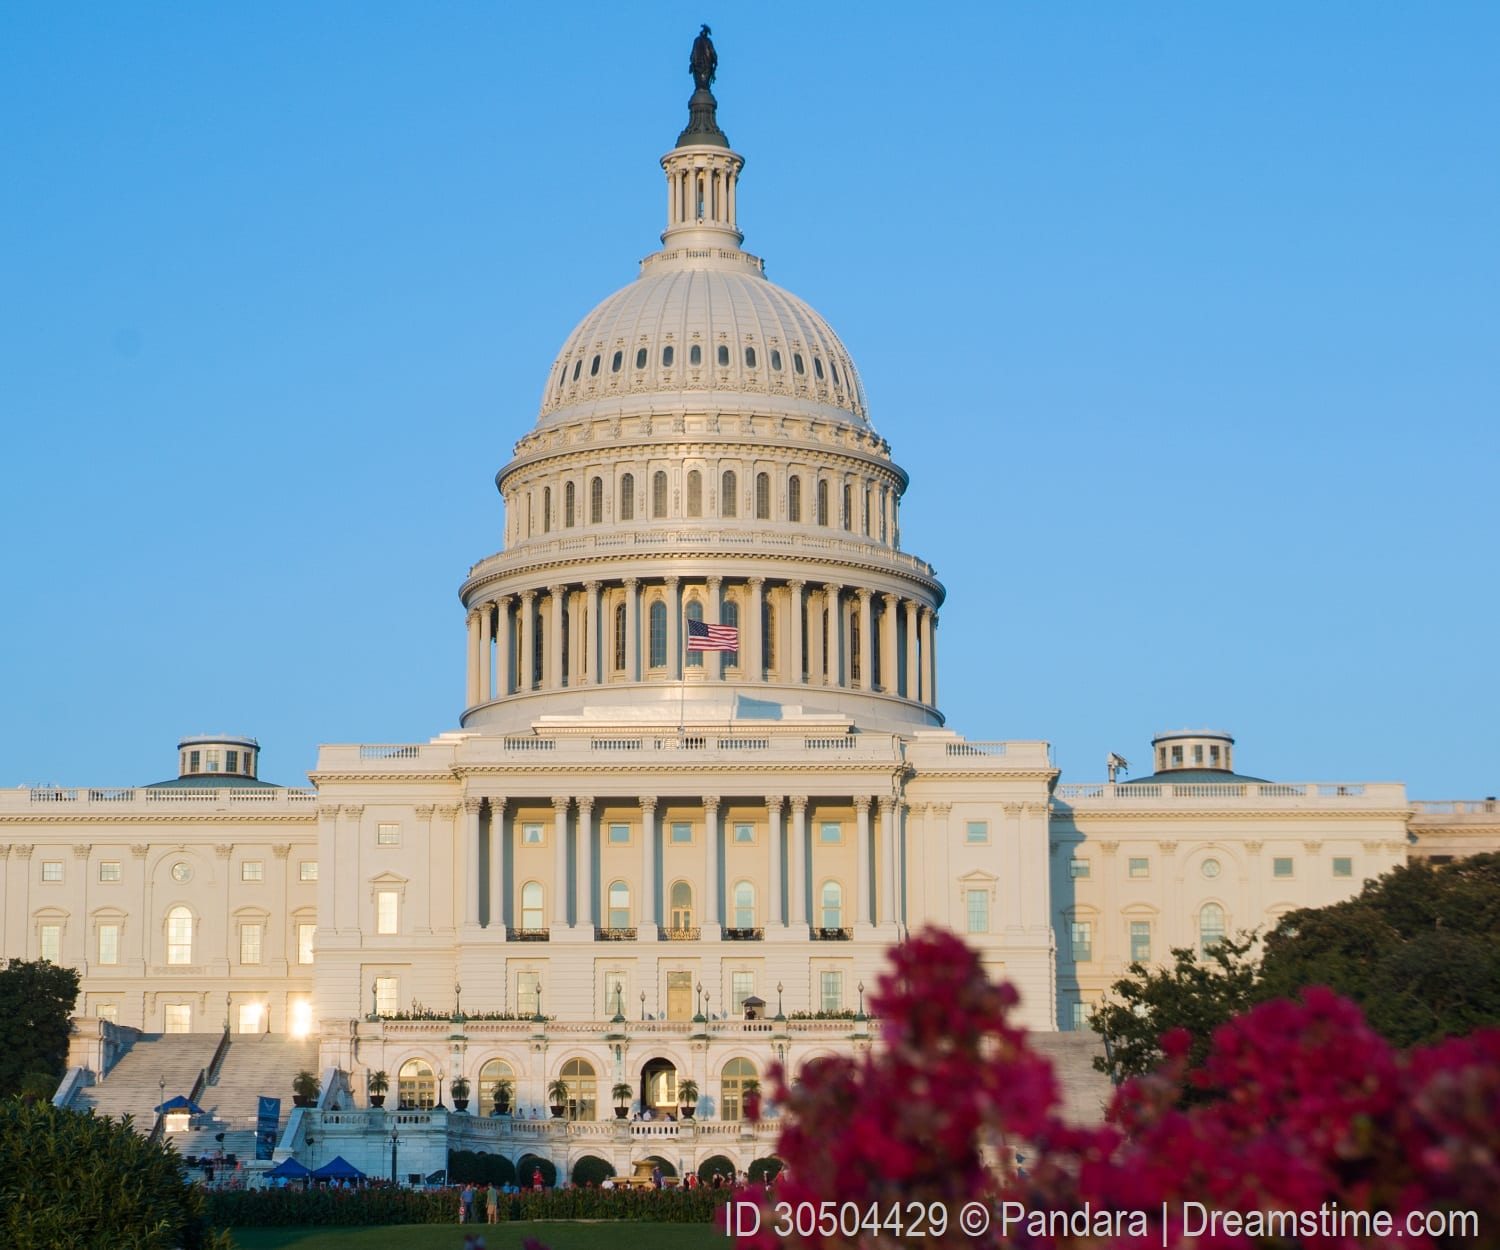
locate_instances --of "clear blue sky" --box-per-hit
[2,4,1495,796]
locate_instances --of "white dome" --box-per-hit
[537,259,871,429]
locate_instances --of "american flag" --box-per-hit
[686,619,739,652]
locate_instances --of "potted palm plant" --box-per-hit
[677,1077,699,1120]
[292,1070,320,1109]
[491,1078,513,1116]
[547,1077,570,1118]
[451,1076,471,1112]
[611,1082,634,1119]
[740,1076,761,1121]
[366,1070,389,1108]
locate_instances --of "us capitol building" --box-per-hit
[1,33,1489,1182]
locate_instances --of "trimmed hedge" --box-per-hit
[206,1184,733,1227]
[448,1149,517,1186]
[570,1154,615,1187]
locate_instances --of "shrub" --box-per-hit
[448,1149,516,1186]
[571,1154,616,1186]
[516,1153,557,1188]
[747,1156,782,1183]
[697,1153,736,1184]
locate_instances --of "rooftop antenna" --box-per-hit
[1106,753,1129,783]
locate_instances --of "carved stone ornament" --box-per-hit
[273,844,292,859]
[213,844,233,859]
[72,843,93,858]
[130,844,149,858]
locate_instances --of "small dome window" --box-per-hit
[572,359,582,381]
[770,349,782,372]
[793,352,805,375]
[610,350,622,373]
[813,357,825,380]
[831,361,841,387]
[717,344,729,367]
[589,354,601,377]
[745,346,757,368]
[690,344,702,366]
[635,347,648,369]
[662,345,674,367]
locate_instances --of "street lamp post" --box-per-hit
[390,1127,399,1185]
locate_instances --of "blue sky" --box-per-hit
[2,4,1495,796]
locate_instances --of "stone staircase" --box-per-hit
[170,1034,319,1162]
[1027,1031,1115,1124]
[72,1032,221,1128]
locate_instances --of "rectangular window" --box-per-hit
[299,861,319,882]
[1332,857,1353,878]
[226,750,239,774]
[240,923,263,965]
[206,749,220,773]
[1071,921,1093,962]
[608,823,630,844]
[819,821,841,844]
[164,1004,191,1033]
[666,970,693,1021]
[1128,858,1149,878]
[98,861,122,883]
[1070,1001,1088,1031]
[237,1003,263,1034]
[733,822,755,844]
[241,860,264,882]
[1130,921,1151,963]
[732,971,755,1013]
[40,924,61,962]
[188,750,201,774]
[604,972,628,1018]
[819,970,843,1013]
[297,923,315,965]
[376,890,398,935]
[96,1003,118,1024]
[374,976,398,1017]
[42,861,63,882]
[377,822,400,846]
[966,820,988,844]
[1192,745,1204,764]
[98,924,120,965]
[522,823,544,845]
[1273,857,1294,878]
[670,822,692,844]
[517,972,540,1018]
[966,889,989,934]
[1069,858,1090,879]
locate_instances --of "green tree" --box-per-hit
[1259,852,1500,1046]
[0,958,80,1098]
[1089,932,1259,1088]
[0,1099,231,1249]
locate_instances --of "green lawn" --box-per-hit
[230,1223,725,1250]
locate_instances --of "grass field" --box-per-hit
[230,1222,726,1250]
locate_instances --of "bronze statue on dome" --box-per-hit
[690,25,717,90]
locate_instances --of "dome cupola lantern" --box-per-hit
[662,25,745,251]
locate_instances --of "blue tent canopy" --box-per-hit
[155,1095,205,1114]
[312,1156,366,1180]
[266,1158,312,1179]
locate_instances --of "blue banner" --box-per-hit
[255,1096,280,1160]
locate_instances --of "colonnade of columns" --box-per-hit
[460,793,902,937]
[465,576,938,711]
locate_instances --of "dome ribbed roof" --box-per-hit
[536,262,871,429]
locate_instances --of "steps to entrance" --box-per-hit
[1027,1031,1115,1124]
[72,1033,220,1126]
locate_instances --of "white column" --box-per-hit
[488,798,506,931]
[706,575,724,680]
[640,796,659,933]
[855,796,872,927]
[767,795,785,927]
[878,797,897,926]
[808,589,825,686]
[881,594,899,694]
[920,607,934,706]
[823,584,841,686]
[929,610,939,709]
[857,589,873,690]
[576,797,594,933]
[586,582,602,685]
[905,599,919,700]
[567,590,583,686]
[519,590,536,692]
[624,578,640,682]
[789,796,808,927]
[788,581,804,684]
[748,576,765,682]
[463,799,482,930]
[548,584,565,690]
[496,596,513,697]
[703,795,721,930]
[665,577,681,680]
[468,609,482,707]
[551,796,570,928]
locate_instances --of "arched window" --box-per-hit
[689,343,702,367]
[816,480,829,527]
[670,881,694,929]
[652,470,668,518]
[564,481,576,528]
[721,1058,757,1121]
[717,344,730,367]
[649,601,667,668]
[1199,903,1226,956]
[635,347,647,370]
[687,471,702,518]
[685,600,703,668]
[398,1059,436,1110]
[813,356,825,380]
[662,344,674,367]
[521,881,544,930]
[166,905,193,965]
[610,349,622,373]
[762,598,775,671]
[770,348,783,372]
[842,483,852,531]
[620,473,635,521]
[589,354,601,377]
[542,486,552,534]
[733,881,755,929]
[560,1058,597,1121]
[755,472,770,520]
[532,607,545,686]
[608,881,632,928]
[863,486,871,535]
[745,346,757,368]
[850,612,861,683]
[613,603,627,671]
[590,477,604,524]
[478,1058,516,1116]
[820,881,843,929]
[721,470,737,518]
[788,475,802,523]
[721,599,740,664]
